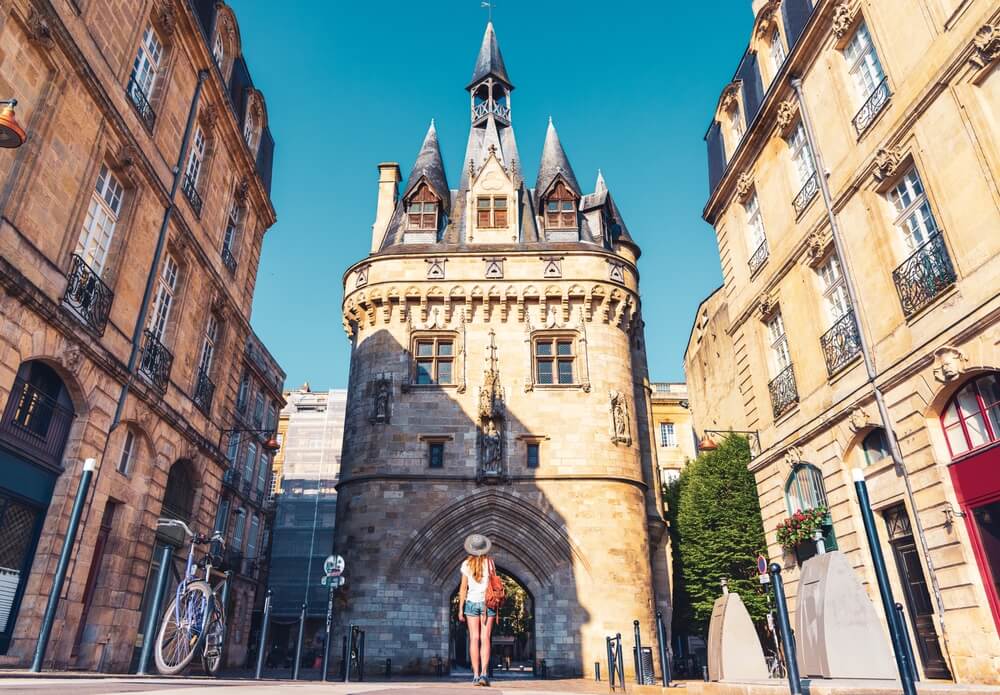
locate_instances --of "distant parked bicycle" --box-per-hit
[153,518,229,676]
[766,649,786,679]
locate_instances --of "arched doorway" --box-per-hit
[448,569,535,677]
[0,360,76,654]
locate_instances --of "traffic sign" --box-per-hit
[757,554,768,575]
[324,554,345,577]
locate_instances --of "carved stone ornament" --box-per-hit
[135,403,155,433]
[198,104,218,130]
[774,99,797,134]
[57,342,84,374]
[971,23,1000,69]
[26,6,54,47]
[426,259,446,281]
[720,83,740,110]
[805,230,831,266]
[113,143,138,173]
[831,2,855,39]
[355,265,370,288]
[932,345,968,383]
[478,329,506,482]
[610,390,632,446]
[370,374,391,424]
[235,178,251,202]
[782,445,804,476]
[847,406,872,434]
[873,147,903,182]
[755,2,779,39]
[608,261,626,284]
[756,292,778,321]
[736,171,754,202]
[152,0,178,37]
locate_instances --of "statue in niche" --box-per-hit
[610,390,632,445]
[371,375,391,423]
[478,329,506,481]
[481,420,502,475]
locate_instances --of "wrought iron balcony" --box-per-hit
[792,172,819,217]
[0,377,74,468]
[820,310,862,376]
[748,239,769,275]
[62,254,113,335]
[852,77,891,136]
[222,467,242,489]
[181,174,203,217]
[240,478,253,497]
[892,232,956,317]
[768,364,799,419]
[221,243,237,274]
[193,369,215,416]
[139,329,173,393]
[126,74,156,131]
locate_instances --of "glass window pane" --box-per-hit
[437,361,452,385]
[527,443,539,469]
[942,400,961,427]
[437,341,453,357]
[547,202,558,212]
[416,342,434,357]
[536,341,552,356]
[945,423,969,456]
[494,210,508,226]
[963,411,990,448]
[494,198,507,209]
[956,386,982,418]
[478,198,491,209]
[536,361,553,385]
[416,361,433,384]
[557,341,573,356]
[557,361,574,384]
[561,201,574,211]
[429,443,444,468]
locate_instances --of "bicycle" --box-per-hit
[765,649,786,679]
[153,518,229,676]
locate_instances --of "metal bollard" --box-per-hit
[656,611,672,687]
[254,589,272,680]
[538,658,547,679]
[769,563,802,695]
[344,624,357,683]
[292,603,306,680]
[340,635,348,679]
[606,636,615,691]
[595,661,601,681]
[358,629,366,681]
[385,658,392,678]
[633,620,644,684]
[895,603,919,682]
[616,633,625,691]
[137,545,173,675]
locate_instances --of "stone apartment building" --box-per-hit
[334,22,669,678]
[649,382,696,485]
[687,0,1000,683]
[0,0,281,672]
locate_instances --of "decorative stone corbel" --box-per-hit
[781,445,804,478]
[873,147,904,183]
[847,406,873,434]
[198,104,218,131]
[831,2,855,40]
[774,99,798,136]
[152,0,178,38]
[932,345,968,383]
[235,177,251,202]
[803,229,832,267]
[971,22,1000,70]
[756,291,779,321]
[735,171,754,203]
[26,6,54,48]
[57,342,84,374]
[720,82,740,110]
[113,143,138,173]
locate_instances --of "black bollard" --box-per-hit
[292,602,306,681]
[344,624,357,683]
[595,661,601,681]
[137,545,172,675]
[769,563,802,695]
[385,658,392,678]
[854,470,917,695]
[358,629,366,681]
[606,636,615,691]
[340,635,348,680]
[895,603,919,682]
[254,589,272,679]
[633,620,645,684]
[656,611,672,687]
[615,633,625,690]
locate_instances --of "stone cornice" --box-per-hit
[335,472,649,494]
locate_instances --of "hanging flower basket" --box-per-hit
[775,506,828,550]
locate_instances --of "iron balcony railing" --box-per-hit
[139,329,173,393]
[473,101,510,122]
[126,73,156,132]
[792,172,819,217]
[221,243,237,274]
[748,239,769,275]
[181,174,203,217]
[768,364,799,419]
[62,254,113,335]
[892,232,956,317]
[820,309,862,376]
[852,76,891,136]
[240,478,253,497]
[0,377,74,468]
[193,369,215,416]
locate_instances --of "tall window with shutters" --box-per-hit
[222,199,241,264]
[659,422,676,448]
[244,109,258,153]
[770,29,786,73]
[767,312,791,376]
[76,165,124,275]
[185,127,206,188]
[243,442,258,484]
[745,191,767,262]
[256,453,268,493]
[117,428,136,475]
[543,182,576,229]
[246,515,259,572]
[148,254,179,341]
[232,508,246,552]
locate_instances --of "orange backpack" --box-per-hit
[485,558,505,610]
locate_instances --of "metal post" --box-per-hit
[322,583,334,681]
[633,620,644,684]
[344,624,356,683]
[656,611,671,687]
[31,459,96,672]
[340,635,347,680]
[219,570,233,646]
[358,629,365,681]
[768,563,802,695]
[385,658,392,678]
[615,632,625,692]
[896,603,919,682]
[853,470,917,695]
[292,602,306,680]
[136,544,172,676]
[595,661,601,681]
[606,636,615,692]
[254,589,272,680]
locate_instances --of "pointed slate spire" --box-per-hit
[403,120,450,210]
[535,118,581,197]
[595,169,607,194]
[480,114,505,165]
[467,21,512,90]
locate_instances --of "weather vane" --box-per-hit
[481,0,494,21]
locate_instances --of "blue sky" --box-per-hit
[233,1,754,390]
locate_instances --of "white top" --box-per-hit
[461,559,489,603]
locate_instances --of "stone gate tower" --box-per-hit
[335,22,669,677]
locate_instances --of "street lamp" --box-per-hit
[0,99,27,148]
[697,429,761,458]
[220,428,281,453]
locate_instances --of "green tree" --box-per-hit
[667,435,768,637]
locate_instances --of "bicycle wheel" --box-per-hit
[201,609,225,676]
[154,581,213,675]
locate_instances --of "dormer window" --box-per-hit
[407,184,439,231]
[544,181,577,229]
[476,196,507,228]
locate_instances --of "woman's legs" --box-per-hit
[479,615,495,678]
[467,614,483,677]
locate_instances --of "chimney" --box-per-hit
[372,162,401,253]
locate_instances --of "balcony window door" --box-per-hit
[746,192,766,250]
[844,22,885,105]
[75,166,124,275]
[226,433,240,464]
[789,123,815,186]
[131,26,163,100]
[888,168,939,253]
[767,312,791,375]
[198,316,218,376]
[117,428,136,475]
[770,29,786,73]
[185,127,206,188]
[214,497,229,534]
[256,453,268,493]
[243,442,258,483]
[246,515,259,569]
[819,255,851,322]
[232,509,246,552]
[222,201,240,255]
[147,254,178,341]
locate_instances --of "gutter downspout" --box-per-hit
[789,76,954,676]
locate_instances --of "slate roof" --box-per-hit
[402,120,450,210]
[468,21,512,90]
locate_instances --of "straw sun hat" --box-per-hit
[464,533,492,556]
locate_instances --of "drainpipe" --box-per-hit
[789,76,953,675]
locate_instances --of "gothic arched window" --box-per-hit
[941,373,1000,458]
[785,463,827,514]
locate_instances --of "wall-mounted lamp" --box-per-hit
[0,99,27,149]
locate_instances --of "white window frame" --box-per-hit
[148,253,178,340]
[232,508,246,551]
[887,167,939,253]
[818,255,851,323]
[131,25,163,98]
[226,432,240,463]
[745,191,766,251]
[844,22,885,104]
[185,126,207,186]
[244,109,258,152]
[246,514,259,563]
[212,31,225,68]
[789,123,815,186]
[767,312,791,375]
[659,422,676,448]
[244,441,258,482]
[729,104,744,148]
[256,452,268,492]
[76,165,124,275]
[118,428,136,475]
[770,29,786,73]
[198,315,219,375]
[223,200,241,253]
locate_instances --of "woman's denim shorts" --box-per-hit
[463,600,496,617]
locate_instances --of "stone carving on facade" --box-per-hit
[26,6,54,48]
[608,261,625,284]
[971,22,1000,69]
[735,171,754,202]
[932,345,968,383]
[873,147,904,182]
[756,291,779,321]
[426,259,446,280]
[113,143,138,174]
[780,445,804,478]
[804,229,833,266]
[831,2,855,39]
[754,1,780,39]
[542,257,562,279]
[57,342,83,374]
[370,374,392,424]
[235,177,251,202]
[609,390,631,446]
[152,0,178,37]
[774,99,798,135]
[478,329,506,482]
[484,258,504,279]
[720,83,740,110]
[355,265,370,288]
[847,406,873,434]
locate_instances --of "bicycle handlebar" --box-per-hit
[157,518,194,537]
[156,519,226,548]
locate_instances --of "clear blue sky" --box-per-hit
[233,0,754,391]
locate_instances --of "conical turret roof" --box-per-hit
[467,21,512,90]
[535,118,580,197]
[403,120,450,208]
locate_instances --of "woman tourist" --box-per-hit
[458,534,497,686]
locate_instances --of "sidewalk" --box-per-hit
[686,679,1000,695]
